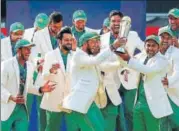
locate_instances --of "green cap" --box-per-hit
[103,17,110,28]
[15,39,35,51]
[10,22,24,33]
[79,32,100,47]
[168,8,179,18]
[34,13,49,29]
[73,10,87,21]
[145,35,160,45]
[158,26,174,36]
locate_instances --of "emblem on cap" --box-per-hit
[17,24,21,28]
[38,18,43,23]
[78,11,82,16]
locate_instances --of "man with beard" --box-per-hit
[32,11,63,131]
[1,22,24,62]
[33,11,63,58]
[62,32,124,131]
[166,8,179,48]
[158,27,179,131]
[1,39,56,131]
[71,10,99,47]
[116,35,173,131]
[40,26,76,131]
[101,10,144,131]
[107,10,145,128]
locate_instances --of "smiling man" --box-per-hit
[31,11,64,131]
[62,31,124,131]
[1,39,56,131]
[71,10,99,47]
[1,22,24,62]
[40,27,76,131]
[159,26,179,131]
[33,11,63,58]
[167,8,179,48]
[116,35,173,131]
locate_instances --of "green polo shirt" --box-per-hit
[110,33,116,45]
[60,49,69,70]
[18,61,27,96]
[71,26,86,47]
[50,35,58,50]
[11,42,16,56]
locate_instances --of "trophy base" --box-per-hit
[115,47,126,54]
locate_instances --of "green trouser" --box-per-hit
[159,97,179,131]
[36,96,47,131]
[101,103,118,131]
[45,111,64,131]
[133,80,161,131]
[87,102,105,131]
[26,94,36,131]
[168,98,179,130]
[30,71,47,131]
[123,88,136,131]
[65,102,104,131]
[1,104,28,131]
[27,94,34,117]
[117,84,136,131]
[27,94,47,131]
[27,71,36,130]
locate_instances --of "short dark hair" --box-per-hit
[56,26,72,40]
[109,10,123,20]
[49,11,63,24]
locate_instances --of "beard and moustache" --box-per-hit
[160,42,170,54]
[62,43,72,51]
[86,47,93,55]
[86,44,100,56]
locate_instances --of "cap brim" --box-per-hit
[145,38,159,45]
[89,35,100,40]
[159,31,173,37]
[11,29,24,33]
[168,13,179,18]
[74,18,87,21]
[24,43,36,47]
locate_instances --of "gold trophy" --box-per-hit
[116,16,131,54]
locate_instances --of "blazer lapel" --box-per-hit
[147,54,157,66]
[43,27,53,51]
[66,52,72,73]
[24,62,32,94]
[135,53,147,87]
[12,57,20,89]
[55,48,66,75]
[7,37,13,58]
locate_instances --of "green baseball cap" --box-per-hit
[103,17,110,28]
[145,35,160,45]
[158,26,174,36]
[73,10,87,21]
[168,8,179,18]
[10,22,24,33]
[34,13,49,29]
[79,32,100,47]
[15,39,35,51]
